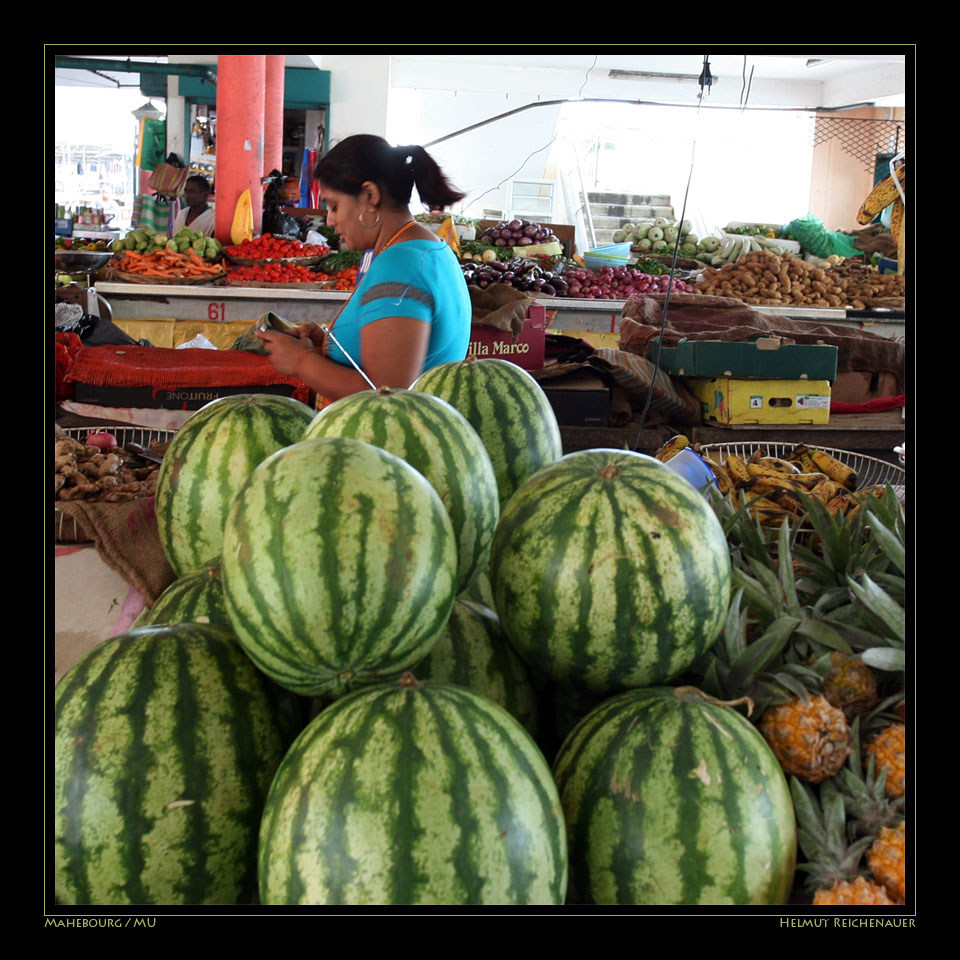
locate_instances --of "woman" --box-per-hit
[257,136,471,400]
[171,175,216,236]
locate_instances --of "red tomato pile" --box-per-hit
[225,234,329,259]
[226,263,321,284]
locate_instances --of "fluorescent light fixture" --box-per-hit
[608,70,718,84]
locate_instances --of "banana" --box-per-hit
[725,454,753,487]
[810,479,841,505]
[856,164,906,224]
[791,444,823,476]
[709,462,734,495]
[755,457,800,475]
[809,450,858,490]
[745,469,810,494]
[654,435,690,463]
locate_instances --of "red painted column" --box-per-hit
[263,56,285,177]
[214,55,266,242]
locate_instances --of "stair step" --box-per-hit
[587,192,672,206]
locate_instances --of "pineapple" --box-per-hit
[819,652,879,720]
[792,778,896,906]
[759,695,851,784]
[814,876,896,905]
[866,723,906,799]
[866,822,906,904]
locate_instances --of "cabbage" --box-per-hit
[637,238,653,251]
[680,242,698,257]
[634,223,650,240]
[647,227,664,242]
[612,229,628,243]
[680,220,693,237]
[664,226,679,243]
[651,240,668,253]
[653,217,669,229]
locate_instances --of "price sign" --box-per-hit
[207,302,227,322]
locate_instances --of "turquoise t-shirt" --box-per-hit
[325,238,470,380]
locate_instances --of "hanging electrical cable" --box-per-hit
[465,54,599,212]
[630,54,712,451]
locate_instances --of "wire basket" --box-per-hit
[701,441,905,521]
[54,426,177,543]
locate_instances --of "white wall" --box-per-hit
[323,55,392,143]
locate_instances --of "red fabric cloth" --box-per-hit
[55,333,84,401]
[830,394,904,415]
[65,345,310,405]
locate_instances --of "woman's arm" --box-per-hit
[257,315,430,399]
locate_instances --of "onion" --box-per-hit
[86,432,118,450]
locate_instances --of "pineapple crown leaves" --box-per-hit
[834,717,905,839]
[847,573,906,652]
[790,776,875,893]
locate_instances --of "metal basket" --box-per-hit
[700,442,904,492]
[700,441,905,541]
[54,426,177,543]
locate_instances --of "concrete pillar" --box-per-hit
[165,76,187,164]
[214,55,266,242]
[264,55,285,176]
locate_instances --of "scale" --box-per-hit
[55,250,116,320]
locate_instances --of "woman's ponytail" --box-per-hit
[401,145,466,210]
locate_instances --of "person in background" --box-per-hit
[171,175,215,236]
[257,135,471,401]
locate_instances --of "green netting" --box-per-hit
[786,216,862,260]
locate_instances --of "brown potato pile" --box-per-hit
[693,252,905,308]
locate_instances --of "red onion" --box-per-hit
[86,431,118,450]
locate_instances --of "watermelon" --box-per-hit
[413,598,538,736]
[221,437,458,699]
[490,448,731,695]
[303,387,499,594]
[553,686,797,905]
[155,393,314,577]
[258,674,568,905]
[411,357,562,510]
[54,623,291,905]
[132,559,229,630]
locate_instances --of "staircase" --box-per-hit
[587,192,675,247]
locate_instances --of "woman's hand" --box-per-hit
[256,329,313,376]
[295,321,326,349]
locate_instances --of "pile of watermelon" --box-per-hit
[54,359,798,908]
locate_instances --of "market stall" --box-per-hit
[52,51,909,913]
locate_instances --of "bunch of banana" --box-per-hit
[654,434,690,463]
[856,161,905,276]
[788,444,857,491]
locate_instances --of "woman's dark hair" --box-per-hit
[314,135,465,210]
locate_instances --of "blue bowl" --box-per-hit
[661,447,718,494]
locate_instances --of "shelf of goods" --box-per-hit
[96,284,905,346]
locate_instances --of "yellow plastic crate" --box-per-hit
[689,377,831,426]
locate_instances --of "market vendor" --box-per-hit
[171,175,216,236]
[257,135,470,399]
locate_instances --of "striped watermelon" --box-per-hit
[155,393,314,577]
[491,448,731,695]
[54,623,291,905]
[258,675,568,905]
[133,559,229,630]
[411,357,562,509]
[553,686,797,905]
[413,598,538,736]
[303,387,499,593]
[221,437,457,699]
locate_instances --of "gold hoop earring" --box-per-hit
[358,209,381,228]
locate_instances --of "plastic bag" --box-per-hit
[230,311,300,354]
[177,334,218,350]
[786,215,861,260]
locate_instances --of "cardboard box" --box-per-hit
[689,377,832,426]
[468,304,546,371]
[652,337,838,382]
[539,368,610,427]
